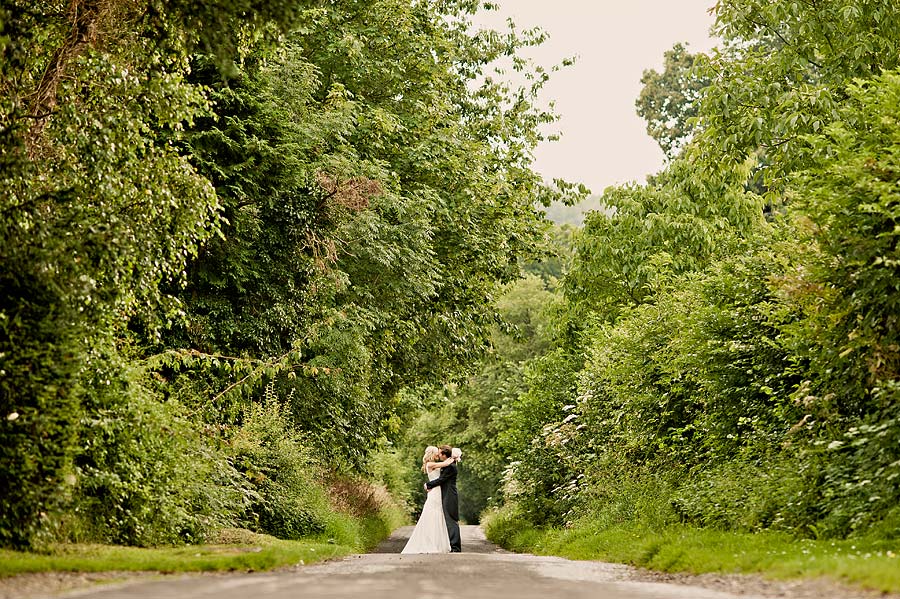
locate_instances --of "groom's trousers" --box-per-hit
[442,486,461,552]
[444,509,461,552]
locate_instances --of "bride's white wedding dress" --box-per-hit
[401,467,450,554]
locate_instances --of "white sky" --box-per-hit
[475,1,718,195]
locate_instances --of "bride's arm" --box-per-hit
[425,461,454,490]
[425,457,455,472]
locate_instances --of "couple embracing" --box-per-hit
[401,445,462,554]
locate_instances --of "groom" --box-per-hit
[425,445,461,552]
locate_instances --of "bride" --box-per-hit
[401,445,456,554]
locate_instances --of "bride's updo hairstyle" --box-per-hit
[422,445,439,472]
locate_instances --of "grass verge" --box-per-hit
[0,529,356,578]
[0,504,408,579]
[0,473,410,579]
[483,505,900,593]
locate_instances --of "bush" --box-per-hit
[322,475,408,550]
[496,348,583,526]
[367,448,414,512]
[578,462,680,532]
[0,262,86,548]
[229,392,332,539]
[777,71,900,538]
[672,457,819,534]
[67,352,249,546]
[482,504,543,553]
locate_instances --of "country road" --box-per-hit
[29,525,886,599]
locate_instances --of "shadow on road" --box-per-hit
[372,524,504,554]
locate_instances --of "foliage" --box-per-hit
[8,0,900,557]
[226,390,408,546]
[229,388,330,540]
[368,448,416,512]
[494,346,582,525]
[1,0,571,548]
[570,239,799,474]
[67,346,249,546]
[696,0,900,183]
[672,456,816,533]
[565,159,764,322]
[320,475,408,551]
[521,223,577,284]
[479,0,900,547]
[159,0,582,470]
[0,0,222,548]
[774,70,900,536]
[636,43,709,159]
[400,272,560,522]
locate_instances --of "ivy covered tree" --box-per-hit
[0,0,254,548]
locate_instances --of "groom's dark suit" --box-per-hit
[425,462,461,552]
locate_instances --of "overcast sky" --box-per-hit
[475,1,718,195]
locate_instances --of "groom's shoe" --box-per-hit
[450,548,461,553]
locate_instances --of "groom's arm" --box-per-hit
[425,464,454,490]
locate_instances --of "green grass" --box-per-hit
[322,504,408,553]
[0,529,356,578]
[483,507,900,593]
[0,477,410,580]
[1,496,408,579]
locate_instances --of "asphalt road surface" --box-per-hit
[51,526,787,599]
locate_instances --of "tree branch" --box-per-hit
[744,14,823,70]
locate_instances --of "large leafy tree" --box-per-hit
[157,1,582,466]
[565,159,764,323]
[697,0,900,183]
[486,0,900,539]
[2,0,578,547]
[0,0,305,548]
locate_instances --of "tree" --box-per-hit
[696,0,900,184]
[159,1,582,467]
[485,0,900,541]
[0,0,304,548]
[636,43,709,159]
[404,273,560,522]
[773,71,900,534]
[565,159,764,323]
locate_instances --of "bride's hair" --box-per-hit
[421,446,439,472]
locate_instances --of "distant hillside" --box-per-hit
[539,195,610,226]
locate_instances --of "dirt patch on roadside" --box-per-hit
[626,567,898,599]
[0,571,163,599]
